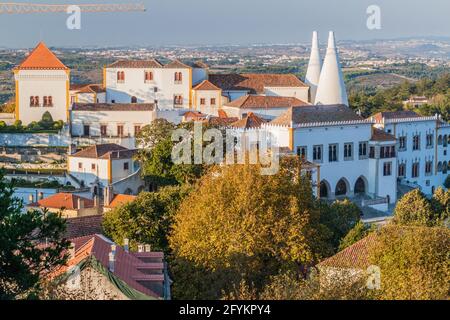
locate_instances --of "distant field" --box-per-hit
[346,72,417,92]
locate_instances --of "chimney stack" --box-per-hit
[138,244,144,253]
[108,252,115,272]
[124,238,129,253]
[69,242,76,260]
[144,244,151,252]
[77,198,84,209]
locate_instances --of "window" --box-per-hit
[438,162,443,172]
[358,142,368,159]
[413,135,420,151]
[210,98,216,106]
[134,125,141,136]
[117,125,124,137]
[383,162,392,176]
[174,95,183,107]
[328,144,338,162]
[174,72,183,83]
[100,125,107,137]
[297,146,307,160]
[438,135,443,145]
[131,96,137,103]
[380,146,395,158]
[426,134,433,148]
[313,145,322,162]
[43,96,48,106]
[398,163,406,177]
[425,161,433,175]
[91,163,96,171]
[200,98,206,106]
[30,96,37,107]
[412,162,419,178]
[399,136,407,151]
[144,71,153,82]
[444,135,448,147]
[43,96,53,107]
[344,143,353,160]
[83,125,90,136]
[369,146,375,158]
[117,71,125,83]
[124,162,129,170]
[78,162,82,169]
[443,162,448,174]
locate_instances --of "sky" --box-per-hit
[0,0,449,48]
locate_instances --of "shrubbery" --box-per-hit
[0,112,64,133]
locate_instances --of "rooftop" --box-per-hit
[70,84,105,94]
[192,80,221,91]
[230,112,267,129]
[72,103,154,112]
[209,73,307,94]
[106,194,137,209]
[16,42,68,71]
[225,95,309,109]
[64,215,103,239]
[106,59,163,69]
[370,110,421,123]
[28,193,94,210]
[371,128,396,142]
[269,104,365,126]
[70,143,135,160]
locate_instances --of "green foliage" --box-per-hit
[319,199,362,250]
[368,225,450,300]
[339,221,374,251]
[0,170,70,300]
[38,111,54,130]
[103,185,191,254]
[169,158,335,299]
[393,189,447,226]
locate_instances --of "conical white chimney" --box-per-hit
[315,31,349,106]
[305,31,321,104]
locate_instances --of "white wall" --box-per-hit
[222,106,289,120]
[15,69,69,125]
[264,86,309,103]
[193,90,221,116]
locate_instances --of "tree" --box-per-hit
[0,171,69,300]
[319,199,362,250]
[431,187,450,222]
[169,158,334,299]
[339,221,374,251]
[367,225,450,300]
[444,175,450,189]
[103,185,190,254]
[393,189,438,226]
[39,111,54,129]
[135,118,176,149]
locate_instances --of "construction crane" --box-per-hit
[0,2,146,14]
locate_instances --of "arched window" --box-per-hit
[48,96,53,106]
[437,162,442,172]
[443,161,448,174]
[174,72,182,83]
[35,96,39,106]
[43,96,48,106]
[117,71,125,82]
[335,178,348,196]
[438,135,443,145]
[444,135,448,147]
[145,71,153,82]
[131,96,137,103]
[30,96,35,106]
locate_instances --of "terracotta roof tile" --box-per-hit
[106,59,163,68]
[28,193,94,210]
[106,194,137,209]
[163,60,191,69]
[209,73,307,94]
[70,144,134,159]
[270,104,364,126]
[16,42,68,70]
[371,128,396,142]
[370,110,420,123]
[72,103,154,112]
[64,215,103,239]
[230,112,267,129]
[192,80,221,91]
[225,95,309,109]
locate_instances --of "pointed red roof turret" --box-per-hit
[16,42,68,70]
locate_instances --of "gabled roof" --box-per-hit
[60,234,165,299]
[270,104,365,126]
[72,103,154,112]
[71,84,105,94]
[370,110,420,123]
[28,193,94,210]
[106,194,137,209]
[106,59,163,69]
[371,128,396,142]
[225,95,309,109]
[189,61,209,69]
[230,112,267,129]
[318,233,377,270]
[192,80,221,91]
[209,73,307,94]
[70,144,133,159]
[16,42,68,70]
[64,215,103,239]
[163,60,191,69]
[182,111,208,121]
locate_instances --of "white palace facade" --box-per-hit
[7,32,450,209]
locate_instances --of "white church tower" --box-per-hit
[315,31,349,106]
[305,31,321,104]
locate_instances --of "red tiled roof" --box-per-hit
[28,193,94,210]
[183,111,208,121]
[70,144,135,160]
[192,80,221,91]
[106,194,137,209]
[71,84,105,94]
[371,128,396,142]
[207,116,239,126]
[59,234,165,299]
[370,110,420,123]
[209,73,307,94]
[230,112,267,129]
[16,42,68,70]
[72,103,154,112]
[225,95,309,109]
[163,60,191,69]
[64,215,103,239]
[318,233,377,270]
[107,59,163,68]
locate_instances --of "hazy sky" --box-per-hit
[0,0,449,48]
